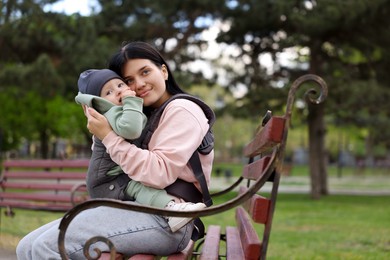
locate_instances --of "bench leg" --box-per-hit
[5,206,15,217]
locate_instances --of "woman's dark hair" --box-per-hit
[108,41,185,98]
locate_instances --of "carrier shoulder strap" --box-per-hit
[136,94,215,151]
[189,151,213,206]
[134,94,215,207]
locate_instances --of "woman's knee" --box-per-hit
[16,236,32,260]
[30,236,61,259]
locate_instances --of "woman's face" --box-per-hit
[122,59,170,108]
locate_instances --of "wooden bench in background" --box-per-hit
[57,74,328,260]
[0,159,90,216]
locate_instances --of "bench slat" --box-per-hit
[235,207,261,259]
[1,192,75,202]
[199,225,221,260]
[243,116,285,157]
[242,156,271,180]
[240,186,270,224]
[3,159,90,168]
[98,252,126,260]
[98,238,194,259]
[2,172,86,179]
[128,254,156,259]
[167,239,195,260]
[225,226,245,260]
[0,201,72,211]
[1,182,87,191]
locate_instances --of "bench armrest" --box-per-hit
[70,182,88,206]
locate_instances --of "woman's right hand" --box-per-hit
[85,107,113,140]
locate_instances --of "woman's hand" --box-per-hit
[85,107,112,140]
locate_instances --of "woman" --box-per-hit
[16,41,214,259]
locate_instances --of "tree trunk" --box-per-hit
[40,130,49,159]
[308,41,329,199]
[365,132,375,168]
[307,102,328,199]
[0,129,3,160]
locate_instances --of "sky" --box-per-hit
[44,0,99,15]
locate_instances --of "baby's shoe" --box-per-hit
[165,201,206,232]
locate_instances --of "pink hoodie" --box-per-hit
[102,98,213,191]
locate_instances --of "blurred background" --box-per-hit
[1,0,389,200]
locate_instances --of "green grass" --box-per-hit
[2,193,389,259]
[202,193,390,260]
[0,209,63,249]
[268,194,390,260]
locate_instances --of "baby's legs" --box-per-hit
[125,180,206,232]
[126,180,173,207]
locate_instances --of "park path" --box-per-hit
[211,175,390,196]
[0,249,16,260]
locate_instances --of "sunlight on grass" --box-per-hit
[0,233,20,250]
[0,209,63,250]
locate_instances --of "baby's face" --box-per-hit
[100,78,130,105]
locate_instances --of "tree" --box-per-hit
[94,0,228,86]
[213,0,390,198]
[0,1,106,157]
[2,0,389,169]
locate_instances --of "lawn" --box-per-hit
[201,193,390,260]
[1,193,389,259]
[266,194,390,259]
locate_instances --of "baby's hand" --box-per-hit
[122,88,136,98]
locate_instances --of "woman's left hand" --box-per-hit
[85,107,112,140]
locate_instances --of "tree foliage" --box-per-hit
[211,0,390,198]
[0,0,389,172]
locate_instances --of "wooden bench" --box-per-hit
[0,159,90,216]
[58,74,328,260]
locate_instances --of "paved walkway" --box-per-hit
[0,249,16,260]
[211,175,390,195]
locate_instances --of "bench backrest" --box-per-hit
[0,159,90,214]
[224,74,328,260]
[237,115,286,260]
